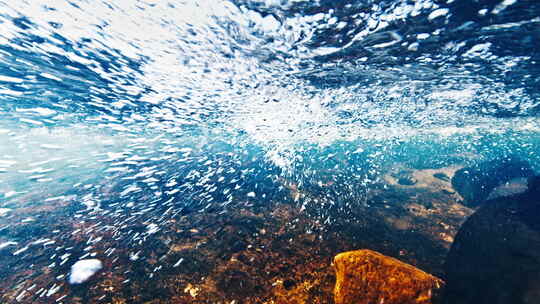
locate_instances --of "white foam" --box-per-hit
[68,259,103,284]
[0,208,11,216]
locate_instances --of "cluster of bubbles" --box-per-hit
[0,0,539,302]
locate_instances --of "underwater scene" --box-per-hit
[0,0,539,303]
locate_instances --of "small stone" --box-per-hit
[441,189,455,195]
[283,279,295,290]
[394,170,417,186]
[398,176,417,186]
[433,172,450,182]
[334,249,443,304]
[68,259,103,284]
[184,283,200,297]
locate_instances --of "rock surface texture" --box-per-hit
[443,177,540,304]
[334,249,443,304]
[451,157,534,207]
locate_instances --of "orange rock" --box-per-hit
[334,249,443,304]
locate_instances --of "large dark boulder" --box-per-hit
[443,177,540,304]
[451,157,534,207]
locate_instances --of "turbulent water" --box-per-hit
[0,0,539,303]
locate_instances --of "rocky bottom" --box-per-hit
[0,165,476,303]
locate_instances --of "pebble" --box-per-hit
[68,259,103,284]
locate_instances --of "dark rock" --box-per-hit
[443,181,540,304]
[527,176,540,193]
[441,189,455,195]
[451,157,534,207]
[283,279,295,290]
[398,176,417,186]
[433,172,450,182]
[395,170,417,186]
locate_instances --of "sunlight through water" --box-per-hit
[0,0,539,303]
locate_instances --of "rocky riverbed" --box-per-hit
[0,163,477,303]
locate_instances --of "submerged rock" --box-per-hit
[443,177,540,304]
[451,157,534,207]
[433,172,450,182]
[393,170,418,186]
[69,259,103,284]
[486,177,529,200]
[334,249,443,304]
[398,176,418,186]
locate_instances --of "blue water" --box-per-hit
[0,0,539,302]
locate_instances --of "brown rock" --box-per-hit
[334,249,443,304]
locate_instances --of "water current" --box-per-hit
[0,0,539,303]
